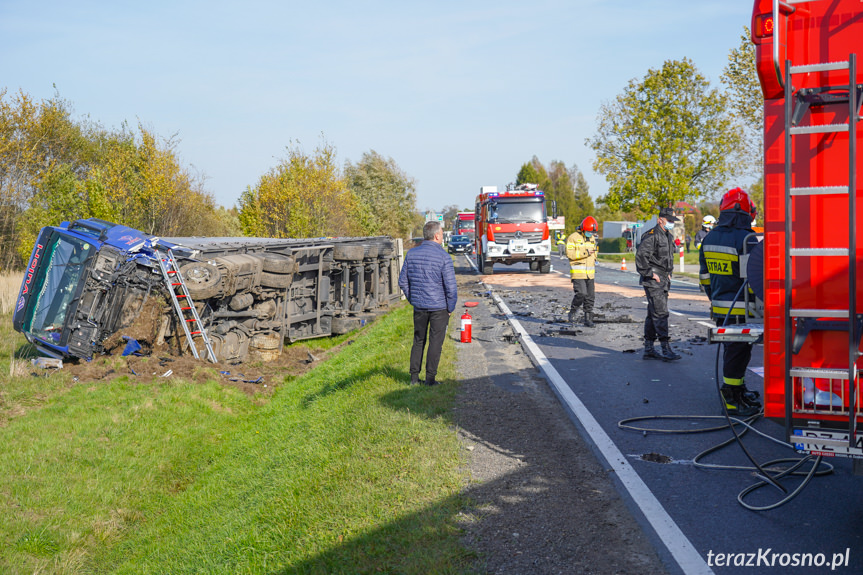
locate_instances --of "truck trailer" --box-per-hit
[13,218,401,364]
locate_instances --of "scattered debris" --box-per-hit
[31,357,63,369]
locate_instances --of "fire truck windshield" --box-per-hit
[490,200,545,224]
[22,233,93,344]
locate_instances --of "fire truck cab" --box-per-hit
[474,184,555,275]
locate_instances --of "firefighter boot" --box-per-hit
[721,384,761,417]
[643,340,662,360]
[741,383,762,404]
[659,341,681,361]
[583,312,595,328]
[568,309,578,324]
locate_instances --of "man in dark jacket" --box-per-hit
[398,220,458,385]
[699,188,762,416]
[635,207,681,361]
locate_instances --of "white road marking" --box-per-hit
[490,290,715,575]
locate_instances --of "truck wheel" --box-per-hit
[332,316,361,334]
[179,262,222,299]
[261,253,294,274]
[250,332,280,349]
[363,245,379,259]
[261,271,292,288]
[539,259,551,273]
[377,241,395,257]
[334,245,364,261]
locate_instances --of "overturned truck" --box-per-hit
[13,218,402,363]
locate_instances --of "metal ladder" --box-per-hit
[784,54,861,449]
[155,250,217,363]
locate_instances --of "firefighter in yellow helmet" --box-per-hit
[566,216,598,327]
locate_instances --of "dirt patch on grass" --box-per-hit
[35,338,343,397]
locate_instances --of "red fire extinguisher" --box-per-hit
[460,311,472,343]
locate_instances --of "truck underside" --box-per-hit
[19,225,401,364]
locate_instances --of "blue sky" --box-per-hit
[1,1,753,213]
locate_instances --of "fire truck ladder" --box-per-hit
[784,54,862,451]
[155,249,217,363]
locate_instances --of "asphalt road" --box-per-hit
[464,252,863,575]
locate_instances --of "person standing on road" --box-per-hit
[685,233,692,253]
[699,188,762,416]
[398,220,458,386]
[635,207,682,361]
[556,233,566,257]
[694,215,715,250]
[565,216,598,327]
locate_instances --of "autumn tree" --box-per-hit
[239,140,362,238]
[721,27,765,215]
[345,150,417,239]
[587,58,742,214]
[0,89,95,268]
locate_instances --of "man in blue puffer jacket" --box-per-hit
[398,220,458,385]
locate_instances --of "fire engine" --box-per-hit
[452,211,475,238]
[474,184,556,274]
[746,0,863,460]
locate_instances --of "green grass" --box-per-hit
[0,305,472,574]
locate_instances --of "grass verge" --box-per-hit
[0,304,472,574]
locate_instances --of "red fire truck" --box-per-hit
[453,211,475,238]
[749,0,863,460]
[474,184,556,274]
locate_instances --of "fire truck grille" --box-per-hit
[494,231,544,243]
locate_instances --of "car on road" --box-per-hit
[448,234,473,254]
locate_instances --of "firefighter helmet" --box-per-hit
[720,188,757,218]
[702,214,716,227]
[580,216,598,233]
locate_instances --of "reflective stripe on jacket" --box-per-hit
[698,220,758,319]
[565,230,596,280]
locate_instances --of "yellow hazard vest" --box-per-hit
[565,231,596,280]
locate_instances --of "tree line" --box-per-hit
[0,89,420,271]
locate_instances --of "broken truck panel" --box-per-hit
[14,219,402,363]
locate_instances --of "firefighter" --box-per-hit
[699,188,762,416]
[566,216,598,327]
[635,207,681,361]
[556,232,566,257]
[694,215,716,250]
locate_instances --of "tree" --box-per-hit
[721,27,765,216]
[345,150,417,239]
[587,58,742,214]
[239,139,362,238]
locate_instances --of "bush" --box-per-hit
[598,237,627,253]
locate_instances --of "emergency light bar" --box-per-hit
[485,191,544,198]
